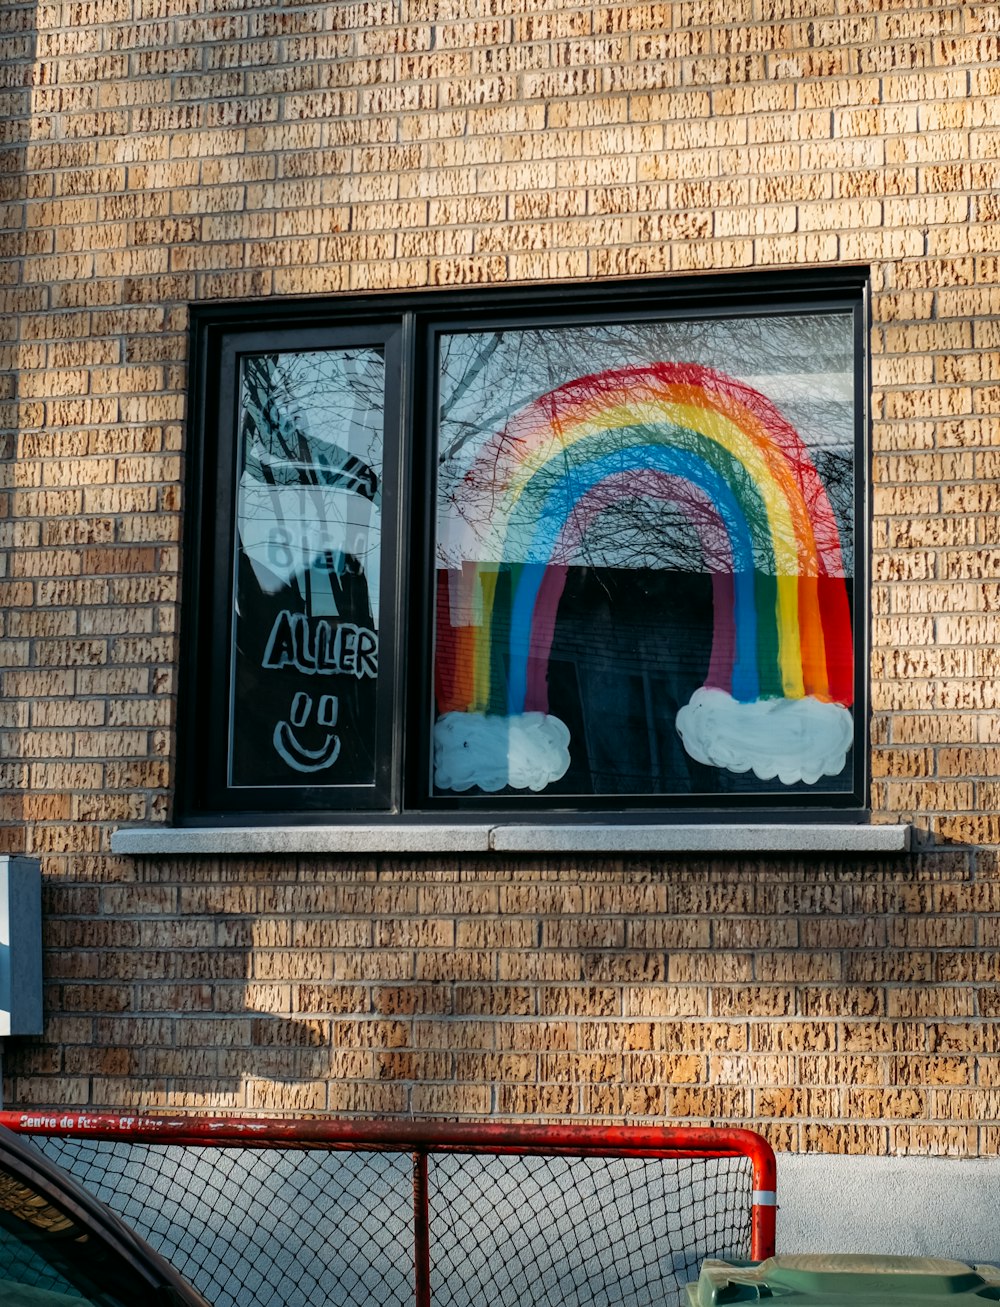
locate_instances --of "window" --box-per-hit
[180,271,868,824]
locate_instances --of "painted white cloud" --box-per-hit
[675,688,853,786]
[434,712,571,793]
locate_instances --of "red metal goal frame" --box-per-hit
[1,1113,777,1305]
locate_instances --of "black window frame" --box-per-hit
[178,269,871,827]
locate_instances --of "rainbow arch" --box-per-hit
[434,362,854,792]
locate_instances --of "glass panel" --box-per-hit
[230,348,385,789]
[432,314,856,800]
[0,1162,139,1305]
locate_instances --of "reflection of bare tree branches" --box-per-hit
[438,333,504,463]
[436,314,856,574]
[813,448,853,571]
[439,331,537,549]
[241,353,382,504]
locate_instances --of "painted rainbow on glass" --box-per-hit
[434,361,854,793]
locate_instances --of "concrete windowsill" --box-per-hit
[111,822,912,857]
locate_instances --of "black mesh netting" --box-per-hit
[427,1153,752,1307]
[24,1137,753,1307]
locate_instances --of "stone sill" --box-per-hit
[112,822,911,857]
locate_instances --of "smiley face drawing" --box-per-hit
[273,692,341,773]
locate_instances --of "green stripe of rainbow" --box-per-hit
[435,361,853,720]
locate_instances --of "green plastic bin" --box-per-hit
[687,1256,1000,1307]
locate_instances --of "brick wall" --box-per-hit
[2,0,1000,1155]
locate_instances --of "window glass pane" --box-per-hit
[432,314,856,800]
[230,348,385,789]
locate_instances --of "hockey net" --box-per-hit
[1,1114,776,1307]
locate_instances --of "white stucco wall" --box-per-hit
[777,1155,1000,1264]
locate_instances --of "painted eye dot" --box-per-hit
[290,692,312,728]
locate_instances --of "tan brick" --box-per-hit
[757,953,841,983]
[580,1081,657,1113]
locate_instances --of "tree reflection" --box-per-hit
[436,314,855,575]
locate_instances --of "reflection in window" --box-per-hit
[0,1164,138,1306]
[432,317,856,799]
[231,349,385,789]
